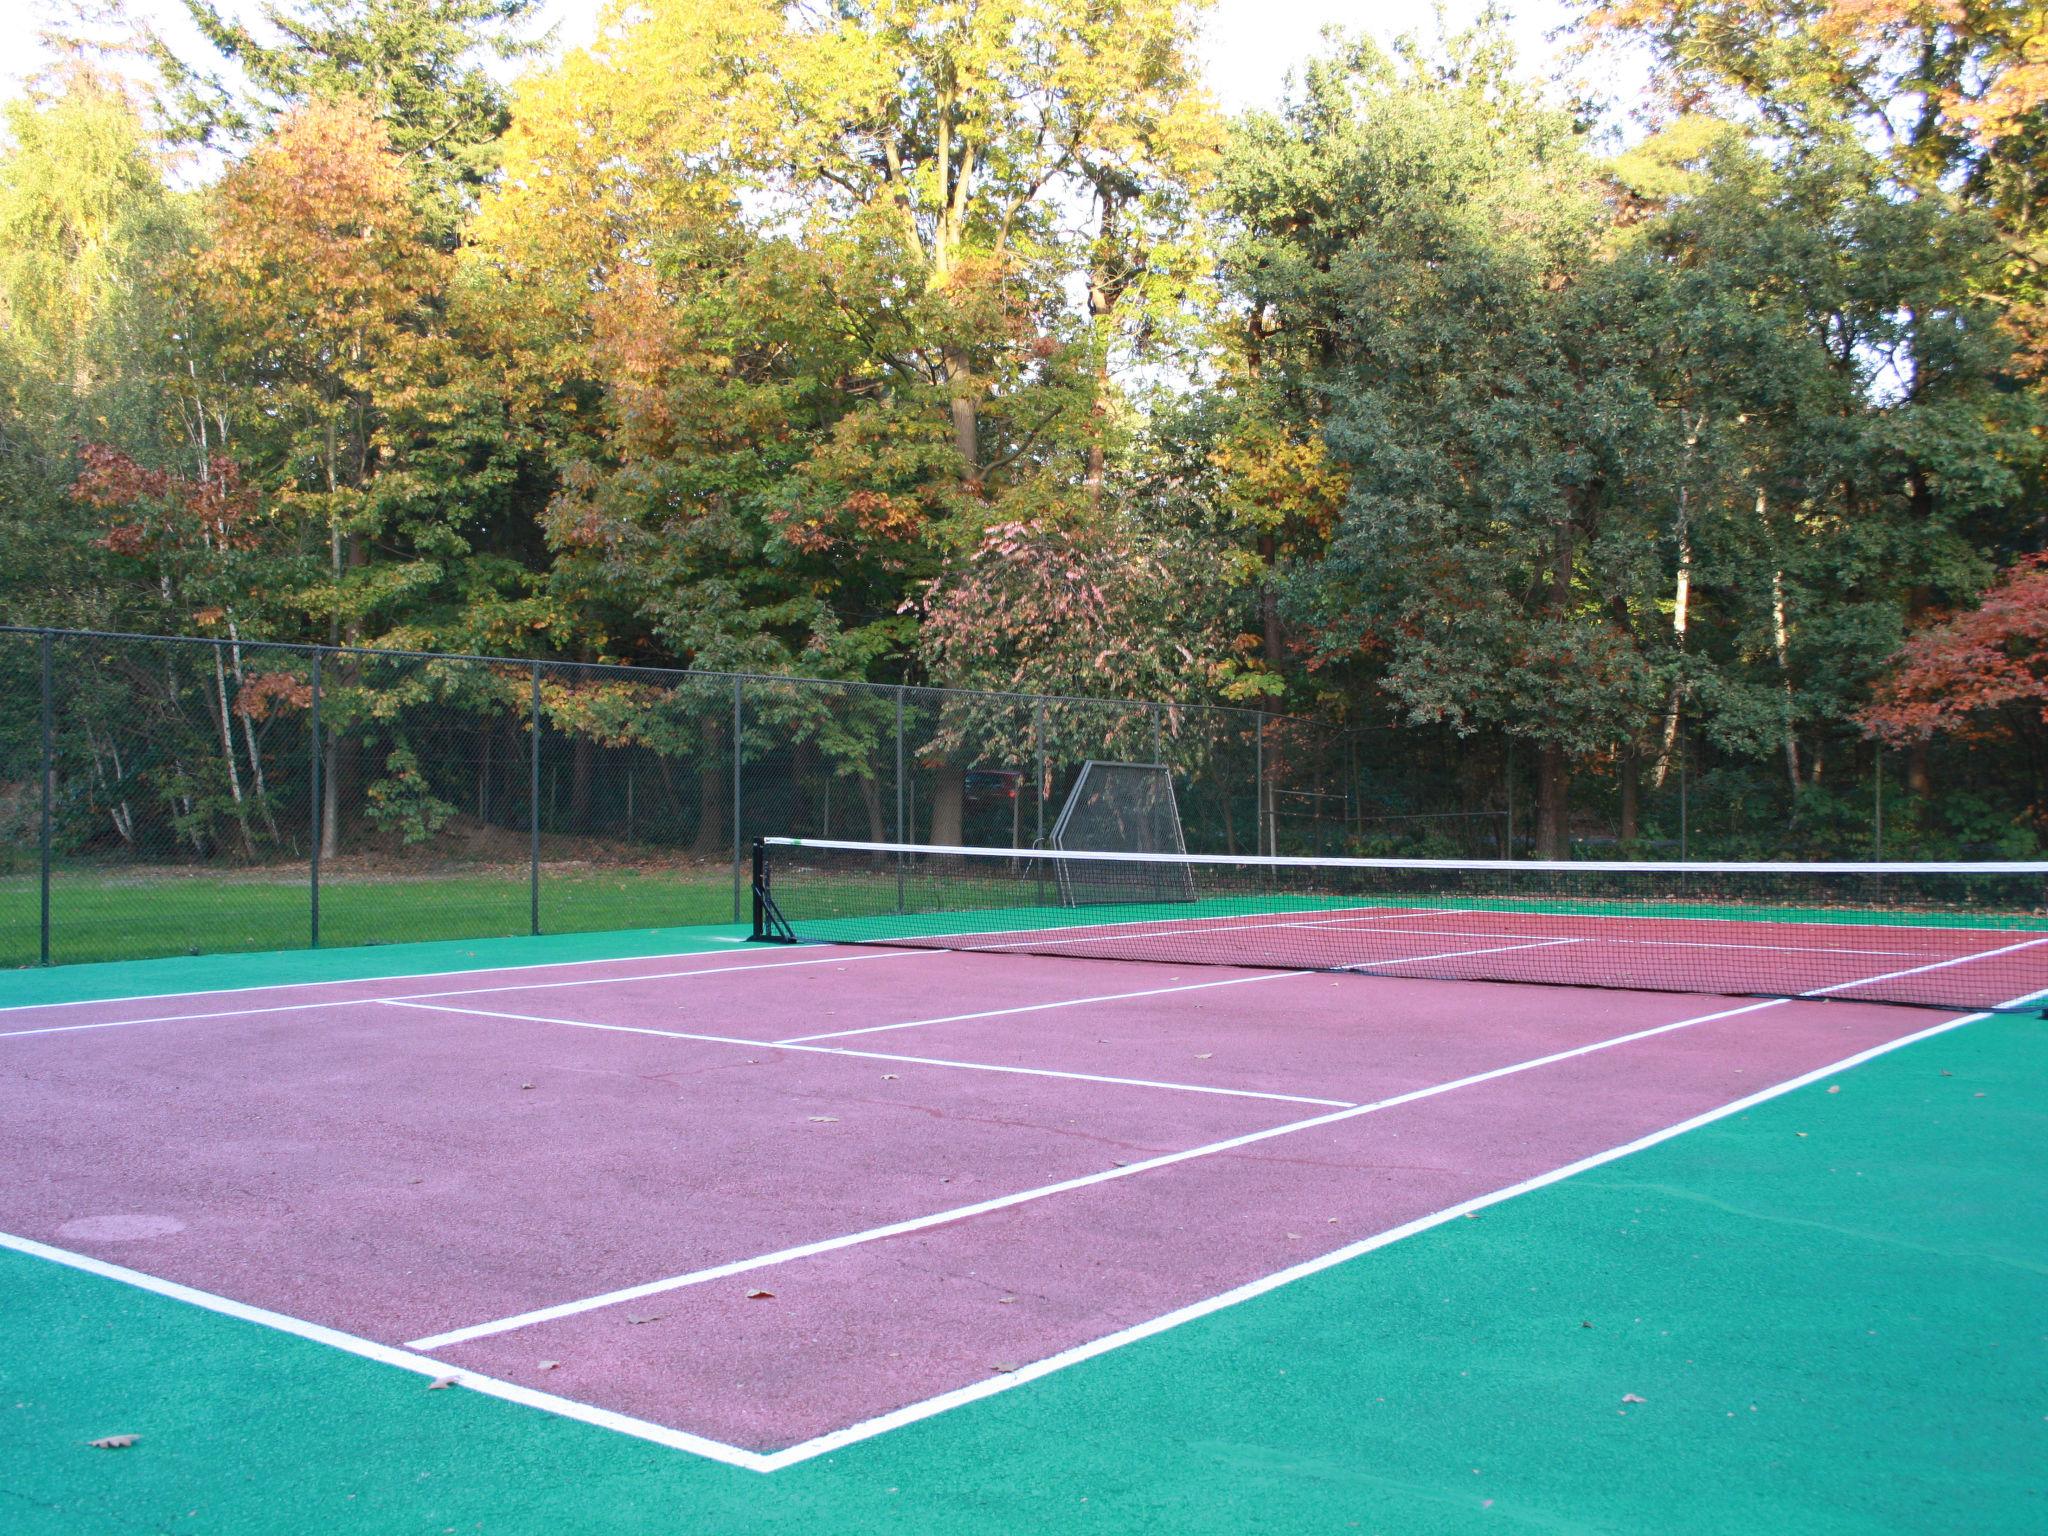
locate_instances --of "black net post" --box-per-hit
[38,630,52,966]
[309,649,322,948]
[530,662,542,936]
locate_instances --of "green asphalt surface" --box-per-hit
[1,935,2042,1533]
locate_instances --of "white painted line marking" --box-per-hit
[0,1229,776,1472]
[402,992,1792,1351]
[381,998,1358,1109]
[1803,934,2048,995]
[0,947,940,1041]
[774,968,1311,1044]
[749,996,2033,1472]
[0,937,782,1012]
[7,981,2035,1473]
[1338,937,1585,969]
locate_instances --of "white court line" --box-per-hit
[0,936,785,1012]
[0,1229,777,1472]
[1336,937,1583,969]
[402,993,1789,1351]
[1804,934,2048,995]
[10,982,2037,1473]
[749,997,2027,1471]
[774,968,1310,1044]
[405,929,2036,1352]
[1298,919,1937,959]
[382,998,1358,1109]
[0,947,941,1041]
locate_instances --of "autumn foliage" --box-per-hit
[1862,556,2048,744]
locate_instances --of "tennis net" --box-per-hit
[750,838,2048,1014]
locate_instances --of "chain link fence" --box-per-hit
[4,628,1489,968]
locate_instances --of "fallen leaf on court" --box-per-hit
[87,1435,136,1449]
[428,1376,458,1390]
[1110,1160,1127,1168]
[998,1296,1016,1304]
[1941,1070,1952,1076]
[1580,1321,1593,1329]
[746,1289,775,1300]
[1286,1232,1301,1240]
[1826,1085,1839,1094]
[809,1116,838,1123]
[882,1074,898,1080]
[624,1313,665,1326]
[1796,1131,1808,1137]
[1621,1394,1646,1404]
[537,1361,560,1373]
[1463,1212,1478,1219]
[990,1363,1016,1374]
[520,1082,534,1091]
[1195,1053,1212,1060]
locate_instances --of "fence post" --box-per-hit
[530,663,542,936]
[1150,703,1162,765]
[1873,748,1884,859]
[894,686,906,914]
[309,650,321,948]
[731,676,743,923]
[39,631,52,966]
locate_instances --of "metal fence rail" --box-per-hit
[4,627,1476,968]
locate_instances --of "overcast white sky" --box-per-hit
[5,0,1590,116]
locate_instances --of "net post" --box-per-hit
[530,662,542,936]
[38,630,52,966]
[750,838,795,943]
[309,649,321,949]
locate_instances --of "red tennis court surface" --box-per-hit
[0,935,2033,1469]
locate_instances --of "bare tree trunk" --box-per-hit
[226,627,280,842]
[1536,742,1569,859]
[858,774,887,844]
[1770,563,1801,794]
[568,735,595,829]
[1650,504,1692,790]
[929,764,965,846]
[691,722,726,855]
[209,645,254,855]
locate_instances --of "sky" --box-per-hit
[5,0,1591,115]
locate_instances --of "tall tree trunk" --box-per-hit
[692,722,726,856]
[858,774,887,844]
[568,735,595,829]
[1258,533,1284,664]
[1619,749,1638,847]
[929,764,965,846]
[1650,483,1693,790]
[1536,742,1570,859]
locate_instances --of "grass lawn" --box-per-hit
[0,866,743,969]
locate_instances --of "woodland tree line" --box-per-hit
[2,0,2044,865]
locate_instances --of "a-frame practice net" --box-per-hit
[1051,760,1196,905]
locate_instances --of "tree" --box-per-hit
[1248,26,1669,855]
[1863,554,2048,744]
[155,0,546,241]
[1582,0,2048,379]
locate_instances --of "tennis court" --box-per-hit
[3,843,2045,1531]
